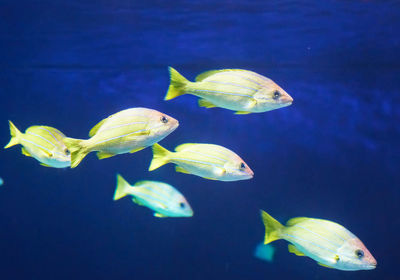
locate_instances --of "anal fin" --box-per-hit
[40,163,52,167]
[235,111,251,115]
[129,147,145,154]
[198,98,217,108]
[21,147,31,157]
[175,166,191,174]
[154,213,168,218]
[288,244,305,256]
[97,151,117,159]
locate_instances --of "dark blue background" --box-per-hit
[0,1,399,279]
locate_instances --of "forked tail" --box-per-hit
[260,210,284,244]
[4,120,22,149]
[164,67,189,100]
[63,137,88,168]
[148,143,171,171]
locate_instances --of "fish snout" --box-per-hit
[281,93,293,104]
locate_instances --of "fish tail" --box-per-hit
[148,143,171,171]
[260,210,284,244]
[114,174,131,200]
[63,137,89,168]
[4,120,22,149]
[164,67,189,100]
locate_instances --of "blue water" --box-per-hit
[1,1,399,279]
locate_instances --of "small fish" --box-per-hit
[148,143,253,181]
[64,108,179,168]
[113,174,193,218]
[165,67,293,114]
[260,210,377,271]
[254,242,275,263]
[4,121,71,168]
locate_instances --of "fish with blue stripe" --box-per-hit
[165,67,293,114]
[260,210,377,271]
[113,174,193,218]
[4,121,71,168]
[148,143,254,181]
[64,108,179,168]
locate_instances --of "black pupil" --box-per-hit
[240,163,245,169]
[356,249,364,258]
[161,116,168,123]
[65,149,70,156]
[179,202,185,208]
[273,91,280,100]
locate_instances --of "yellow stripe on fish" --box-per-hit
[4,121,71,168]
[260,210,377,271]
[148,143,254,181]
[64,108,179,168]
[113,174,193,218]
[164,67,293,114]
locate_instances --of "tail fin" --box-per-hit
[114,174,131,200]
[148,143,171,171]
[63,138,88,168]
[164,67,189,100]
[4,121,22,149]
[260,210,284,244]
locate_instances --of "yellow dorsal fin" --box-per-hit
[235,111,251,115]
[21,147,31,157]
[96,151,116,159]
[174,143,197,152]
[129,147,145,154]
[288,244,305,256]
[175,166,191,174]
[195,69,243,82]
[286,217,309,226]
[317,262,334,269]
[89,118,107,137]
[198,99,217,108]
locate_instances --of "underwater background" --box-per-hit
[0,0,399,279]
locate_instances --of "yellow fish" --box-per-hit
[149,143,253,181]
[64,108,178,168]
[4,121,71,168]
[260,210,377,271]
[165,67,293,114]
[114,174,193,218]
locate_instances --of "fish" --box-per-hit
[260,210,377,271]
[113,174,193,218]
[4,121,71,168]
[164,67,293,114]
[0,177,3,186]
[148,143,254,181]
[64,108,179,168]
[254,242,275,263]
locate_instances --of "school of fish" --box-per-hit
[3,67,376,272]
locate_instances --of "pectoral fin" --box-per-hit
[288,244,305,256]
[235,111,251,115]
[198,99,217,108]
[21,147,31,157]
[317,262,334,269]
[97,151,116,159]
[129,147,145,154]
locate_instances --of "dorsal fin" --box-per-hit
[174,143,197,152]
[89,118,107,137]
[195,69,243,82]
[286,217,309,226]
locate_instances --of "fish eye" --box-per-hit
[179,202,185,208]
[273,90,281,100]
[355,249,364,259]
[160,116,168,123]
[65,149,70,156]
[240,162,246,170]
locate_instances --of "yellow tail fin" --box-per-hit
[164,67,189,100]
[114,174,131,200]
[4,121,22,149]
[63,137,88,168]
[148,143,171,171]
[260,210,284,244]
